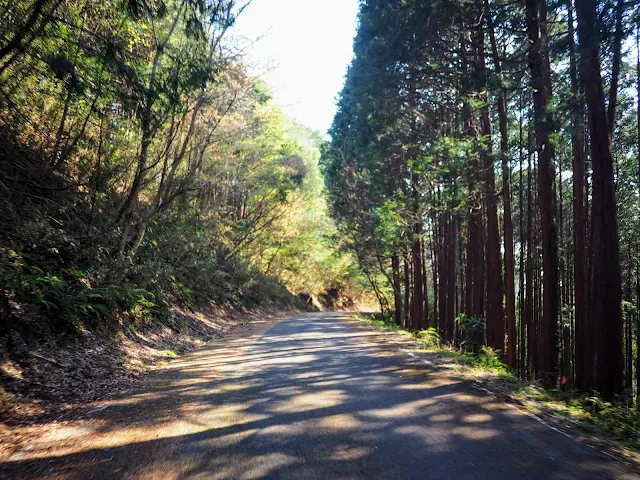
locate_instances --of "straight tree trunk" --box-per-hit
[533,201,542,377]
[447,212,457,342]
[404,254,411,328]
[567,0,589,390]
[519,95,527,375]
[467,201,485,320]
[625,244,633,391]
[575,0,624,397]
[635,26,640,406]
[392,253,403,326]
[525,119,535,378]
[438,214,447,336]
[606,0,624,137]
[525,0,559,387]
[476,16,505,353]
[461,26,484,323]
[457,218,465,343]
[422,239,430,328]
[412,223,425,331]
[430,229,439,324]
[487,1,514,363]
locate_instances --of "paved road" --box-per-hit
[2,313,637,479]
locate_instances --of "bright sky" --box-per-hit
[231,0,360,134]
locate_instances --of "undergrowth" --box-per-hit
[1,243,302,339]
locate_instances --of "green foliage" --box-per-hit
[515,385,640,452]
[416,327,441,347]
[459,346,508,371]
[0,247,161,330]
[455,314,485,353]
[357,312,401,331]
[0,0,374,334]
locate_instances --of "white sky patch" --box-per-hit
[231,0,359,134]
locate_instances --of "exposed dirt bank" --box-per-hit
[0,305,292,458]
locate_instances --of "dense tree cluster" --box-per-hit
[0,0,368,334]
[323,0,640,398]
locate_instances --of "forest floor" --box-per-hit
[0,312,637,479]
[356,313,640,467]
[0,305,293,459]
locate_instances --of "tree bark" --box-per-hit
[412,223,425,331]
[476,16,504,353]
[447,212,457,342]
[525,0,559,387]
[525,118,534,378]
[403,254,411,328]
[519,94,527,375]
[392,253,403,326]
[606,0,624,138]
[575,0,624,397]
[635,26,640,406]
[438,213,447,336]
[422,239,430,328]
[567,0,589,391]
[487,0,514,363]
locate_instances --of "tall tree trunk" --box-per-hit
[461,26,484,323]
[430,229,439,324]
[447,212,457,342]
[403,254,411,328]
[575,0,624,397]
[635,26,640,407]
[533,198,542,377]
[422,239,430,328]
[476,14,505,353]
[438,214,447,336]
[392,253,403,326]
[625,243,633,391]
[467,201,485,320]
[412,222,425,331]
[487,0,514,364]
[519,95,527,375]
[525,119,534,378]
[606,0,624,138]
[457,217,465,343]
[525,0,559,387]
[568,0,589,391]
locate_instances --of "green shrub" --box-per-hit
[456,313,485,353]
[417,327,440,346]
[460,346,507,371]
[358,312,400,331]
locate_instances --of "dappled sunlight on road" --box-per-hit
[1,313,634,479]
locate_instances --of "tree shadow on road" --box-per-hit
[0,313,632,479]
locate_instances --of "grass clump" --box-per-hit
[356,312,401,331]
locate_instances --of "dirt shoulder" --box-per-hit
[0,305,292,460]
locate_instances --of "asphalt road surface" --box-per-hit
[2,312,637,479]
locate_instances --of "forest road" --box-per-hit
[1,312,638,479]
